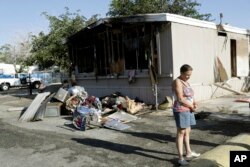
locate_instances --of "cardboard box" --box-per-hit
[45,102,63,117]
[53,88,69,102]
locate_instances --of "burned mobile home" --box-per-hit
[67,13,250,104]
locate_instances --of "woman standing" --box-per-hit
[172,64,200,166]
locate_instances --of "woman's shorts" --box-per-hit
[173,110,196,128]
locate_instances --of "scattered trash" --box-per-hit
[126,96,144,114]
[44,102,63,117]
[18,85,150,132]
[107,110,137,123]
[53,88,69,102]
[104,119,131,131]
[158,96,173,110]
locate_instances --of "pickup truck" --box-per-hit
[0,74,21,91]
[26,72,52,89]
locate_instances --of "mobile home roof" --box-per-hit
[69,13,249,41]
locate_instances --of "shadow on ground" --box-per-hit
[194,112,250,137]
[72,138,171,161]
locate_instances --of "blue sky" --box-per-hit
[0,0,249,46]
[196,0,250,28]
[0,0,110,46]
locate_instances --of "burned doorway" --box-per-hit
[230,39,237,77]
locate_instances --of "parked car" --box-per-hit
[0,74,21,91]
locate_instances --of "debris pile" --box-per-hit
[19,84,153,131]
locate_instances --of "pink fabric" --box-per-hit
[173,79,194,112]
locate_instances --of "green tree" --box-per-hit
[29,8,86,70]
[0,44,13,63]
[28,7,98,70]
[167,0,211,20]
[27,32,52,68]
[107,0,211,21]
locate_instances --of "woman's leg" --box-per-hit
[176,128,186,160]
[184,127,192,156]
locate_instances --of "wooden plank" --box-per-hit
[213,83,245,95]
[7,107,26,112]
[216,57,228,82]
[19,92,50,122]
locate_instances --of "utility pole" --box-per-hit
[13,46,17,73]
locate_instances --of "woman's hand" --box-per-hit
[191,102,198,112]
[193,102,198,109]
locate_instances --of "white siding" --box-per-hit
[76,75,173,104]
[170,22,249,102]
[171,22,216,84]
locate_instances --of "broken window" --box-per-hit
[70,23,160,77]
[123,25,151,70]
[95,32,109,75]
[76,45,94,73]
